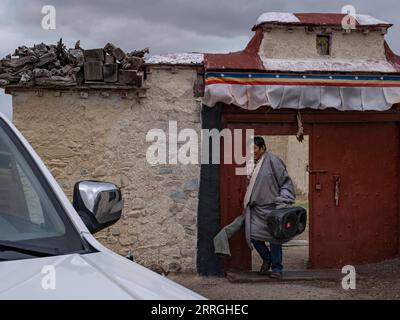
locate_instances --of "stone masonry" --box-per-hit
[11,66,201,272]
[9,65,308,273]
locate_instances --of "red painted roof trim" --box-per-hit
[252,13,392,30]
[295,13,352,26]
[205,23,400,75]
[384,41,400,72]
[204,28,264,71]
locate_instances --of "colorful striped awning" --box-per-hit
[203,72,400,111]
[205,72,400,87]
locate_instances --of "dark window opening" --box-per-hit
[316,35,331,56]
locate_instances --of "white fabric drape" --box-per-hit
[203,84,400,111]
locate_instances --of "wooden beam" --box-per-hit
[221,105,400,123]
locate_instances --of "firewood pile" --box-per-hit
[0,38,148,88]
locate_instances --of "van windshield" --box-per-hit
[0,119,89,260]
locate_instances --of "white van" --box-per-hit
[0,112,205,300]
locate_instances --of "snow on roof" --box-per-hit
[255,12,300,26]
[355,14,389,26]
[254,12,391,29]
[145,53,204,65]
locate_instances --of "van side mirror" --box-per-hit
[73,180,123,234]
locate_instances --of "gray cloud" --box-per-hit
[1,0,399,115]
[1,0,399,57]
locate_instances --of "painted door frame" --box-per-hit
[220,104,400,271]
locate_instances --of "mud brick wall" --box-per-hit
[11,66,201,272]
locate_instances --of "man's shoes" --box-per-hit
[269,271,283,279]
[259,260,271,275]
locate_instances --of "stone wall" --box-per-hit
[10,66,309,273]
[260,28,385,60]
[11,66,201,272]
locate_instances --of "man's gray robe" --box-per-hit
[245,152,296,246]
[214,152,296,256]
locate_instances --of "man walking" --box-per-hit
[245,136,296,279]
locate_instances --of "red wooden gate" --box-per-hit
[220,107,400,270]
[309,122,399,268]
[220,121,304,271]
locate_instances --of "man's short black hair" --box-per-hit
[254,136,266,150]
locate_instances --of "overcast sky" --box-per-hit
[1,0,400,119]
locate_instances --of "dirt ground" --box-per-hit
[168,200,400,300]
[167,244,400,300]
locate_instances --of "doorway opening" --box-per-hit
[216,107,400,274]
[251,135,310,272]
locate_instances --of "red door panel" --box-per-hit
[220,123,300,271]
[310,122,399,268]
[220,161,250,271]
[220,119,399,271]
